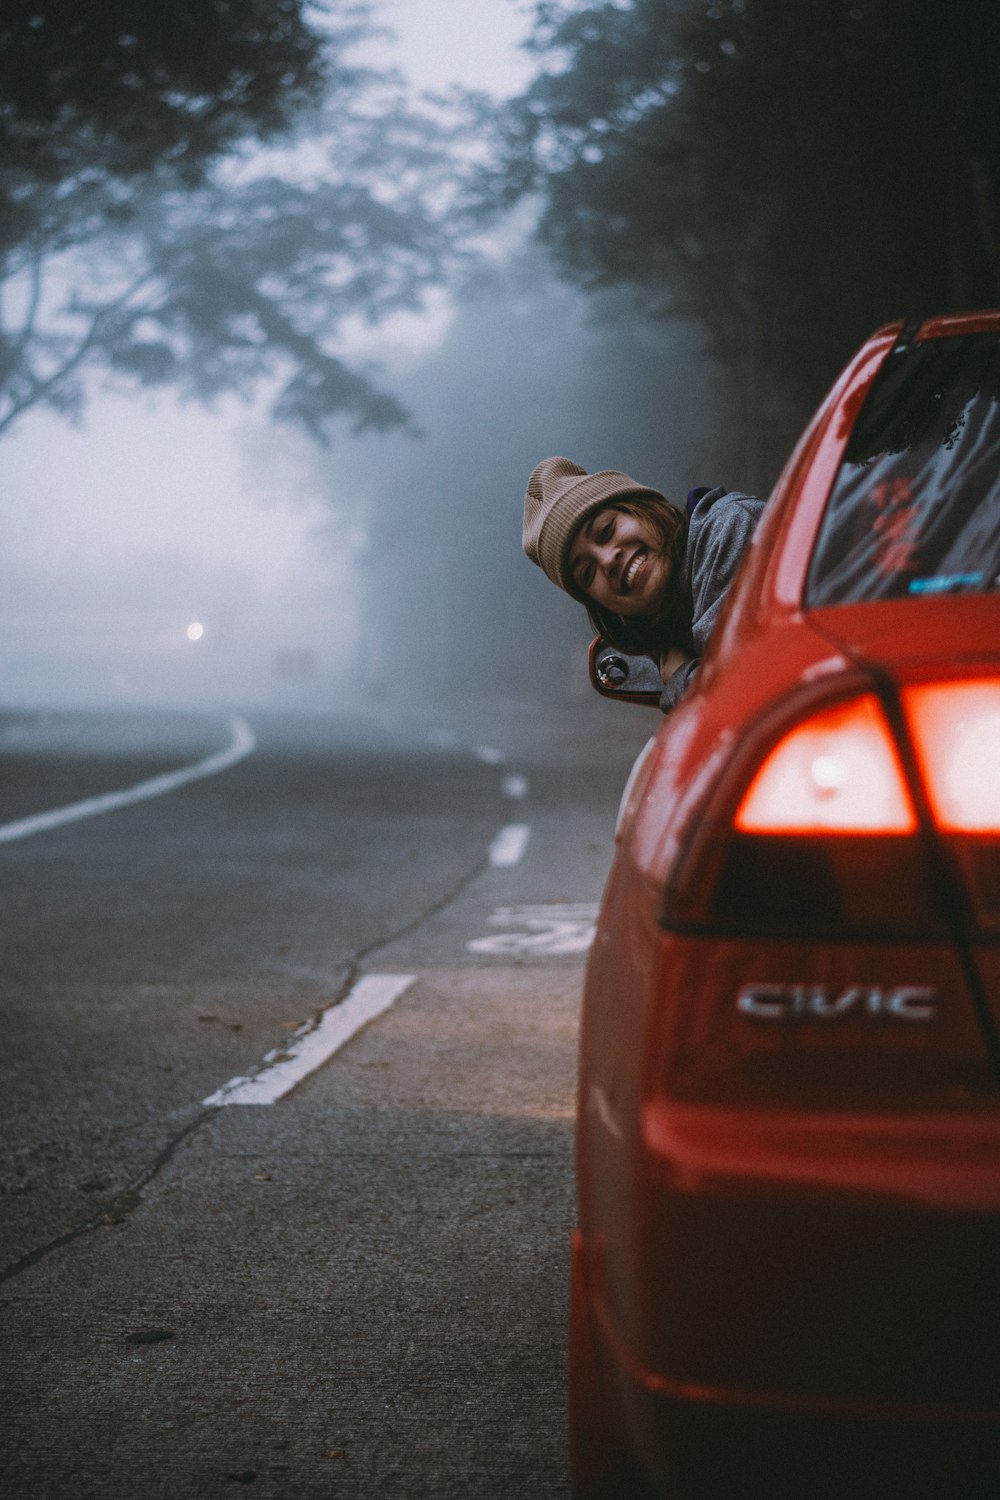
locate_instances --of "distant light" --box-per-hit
[186,622,204,641]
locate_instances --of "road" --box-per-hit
[0,695,653,1499]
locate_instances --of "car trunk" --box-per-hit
[807,594,1000,1061]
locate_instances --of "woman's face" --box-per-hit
[568,504,671,616]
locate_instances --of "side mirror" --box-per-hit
[589,638,662,707]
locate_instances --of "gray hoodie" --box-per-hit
[659,486,765,712]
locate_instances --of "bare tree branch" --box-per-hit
[0,272,155,437]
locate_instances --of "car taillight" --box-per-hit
[904,677,1000,933]
[734,694,917,834]
[662,691,944,940]
[653,684,997,1109]
[903,679,1000,832]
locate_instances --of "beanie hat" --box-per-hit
[522,456,671,598]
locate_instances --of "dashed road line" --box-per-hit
[203,973,416,1107]
[0,716,256,844]
[489,822,530,867]
[502,773,528,799]
[476,744,505,764]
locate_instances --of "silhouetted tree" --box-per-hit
[0,2,457,440]
[476,0,1000,485]
[0,0,326,251]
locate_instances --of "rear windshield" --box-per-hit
[806,332,1000,605]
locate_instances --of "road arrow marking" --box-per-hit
[467,904,599,956]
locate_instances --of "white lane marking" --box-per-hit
[502,773,528,799]
[476,745,505,764]
[489,822,530,867]
[203,973,416,1107]
[0,716,257,845]
[467,903,598,956]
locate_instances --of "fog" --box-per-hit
[290,248,727,705]
[0,1,726,718]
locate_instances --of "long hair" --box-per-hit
[581,498,692,656]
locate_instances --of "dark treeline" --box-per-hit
[0,0,455,441]
[478,0,1000,488]
[7,1,999,484]
[0,0,323,203]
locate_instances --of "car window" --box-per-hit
[806,332,1000,604]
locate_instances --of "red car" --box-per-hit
[572,311,1000,1499]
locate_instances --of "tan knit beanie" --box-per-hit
[522,456,669,597]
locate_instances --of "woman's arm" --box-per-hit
[688,493,765,655]
[659,652,699,711]
[659,491,765,712]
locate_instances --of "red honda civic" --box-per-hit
[572,311,1000,1499]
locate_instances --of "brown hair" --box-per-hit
[580,498,692,656]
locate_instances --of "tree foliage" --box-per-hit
[0,0,327,250]
[479,0,1000,482]
[0,2,458,441]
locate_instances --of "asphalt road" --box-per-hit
[0,693,653,1499]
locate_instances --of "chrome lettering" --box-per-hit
[885,985,937,1020]
[809,985,863,1017]
[737,984,788,1018]
[737,984,938,1021]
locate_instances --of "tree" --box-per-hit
[0,0,326,251]
[0,2,459,441]
[476,0,1000,485]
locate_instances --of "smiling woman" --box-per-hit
[522,456,764,712]
[568,502,679,616]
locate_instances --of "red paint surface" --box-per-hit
[570,312,1000,1499]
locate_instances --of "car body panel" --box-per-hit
[571,312,1000,1498]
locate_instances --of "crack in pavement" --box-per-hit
[0,1112,207,1286]
[1,853,491,1286]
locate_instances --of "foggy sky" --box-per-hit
[0,2,722,715]
[0,1,536,709]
